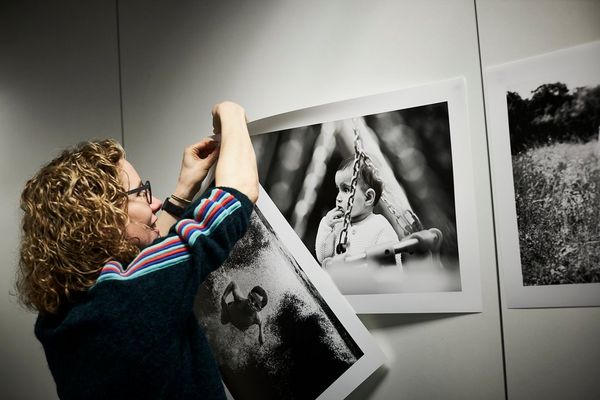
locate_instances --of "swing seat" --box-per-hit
[323,241,398,270]
[324,228,443,270]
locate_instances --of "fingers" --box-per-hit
[212,110,221,135]
[328,207,344,218]
[196,140,219,159]
[204,144,219,163]
[186,138,220,159]
[325,208,344,227]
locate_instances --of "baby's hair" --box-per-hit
[337,156,384,205]
[250,286,268,308]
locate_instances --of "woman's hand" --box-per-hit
[156,138,219,236]
[213,102,259,203]
[173,138,219,201]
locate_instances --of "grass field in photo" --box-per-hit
[513,140,600,285]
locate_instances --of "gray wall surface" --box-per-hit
[0,2,122,399]
[477,1,600,399]
[1,1,598,399]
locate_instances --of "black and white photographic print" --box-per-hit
[194,187,384,400]
[486,41,600,308]
[249,79,482,313]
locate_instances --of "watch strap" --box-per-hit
[161,197,186,218]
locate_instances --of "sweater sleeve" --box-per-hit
[315,217,338,264]
[90,186,253,328]
[38,187,251,400]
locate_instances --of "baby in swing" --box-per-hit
[315,156,401,269]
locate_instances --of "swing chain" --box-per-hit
[336,124,364,255]
[335,120,423,254]
[380,194,423,236]
[359,139,423,236]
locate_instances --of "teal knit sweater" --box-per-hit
[35,187,253,399]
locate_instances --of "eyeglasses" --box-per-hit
[126,180,152,204]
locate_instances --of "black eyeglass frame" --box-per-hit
[126,180,152,204]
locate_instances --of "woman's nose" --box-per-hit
[150,196,163,212]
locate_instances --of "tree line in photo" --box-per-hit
[507,82,600,154]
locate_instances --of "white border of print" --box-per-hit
[246,186,386,400]
[485,41,600,308]
[248,78,482,314]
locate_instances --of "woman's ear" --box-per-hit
[365,188,376,206]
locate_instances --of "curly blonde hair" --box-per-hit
[16,139,140,314]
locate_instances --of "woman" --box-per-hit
[16,102,258,399]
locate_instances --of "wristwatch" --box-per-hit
[161,197,186,218]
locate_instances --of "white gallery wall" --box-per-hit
[0,1,598,399]
[477,1,600,399]
[0,2,122,399]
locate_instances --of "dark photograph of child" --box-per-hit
[220,280,267,345]
[194,207,363,400]
[252,102,461,295]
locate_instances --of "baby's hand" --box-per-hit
[324,207,344,228]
